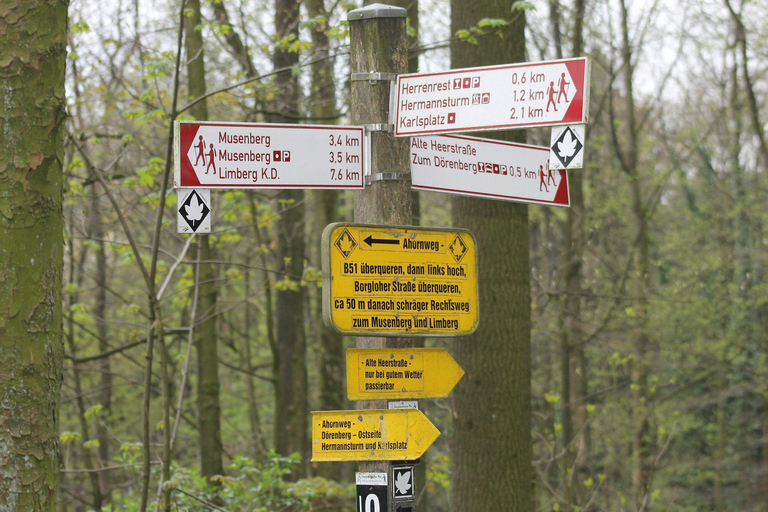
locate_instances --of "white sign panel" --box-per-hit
[394,57,589,137]
[549,124,585,170]
[175,121,365,189]
[356,473,388,486]
[388,400,419,410]
[356,472,388,512]
[410,135,570,207]
[177,188,211,234]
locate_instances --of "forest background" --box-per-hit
[2,0,767,510]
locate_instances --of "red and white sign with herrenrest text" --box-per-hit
[394,57,589,137]
[410,134,569,207]
[174,121,365,189]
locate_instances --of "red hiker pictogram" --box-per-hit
[557,73,570,104]
[194,135,206,166]
[539,165,548,192]
[546,82,558,113]
[206,144,216,174]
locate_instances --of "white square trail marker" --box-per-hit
[550,124,585,170]
[177,188,211,234]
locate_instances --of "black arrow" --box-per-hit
[364,235,399,247]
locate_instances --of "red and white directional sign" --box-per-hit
[394,57,589,137]
[410,134,569,207]
[174,121,365,189]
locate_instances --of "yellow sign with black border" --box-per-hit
[322,223,478,337]
[311,409,439,462]
[346,348,464,400]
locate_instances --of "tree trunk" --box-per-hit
[557,0,590,504]
[0,0,67,509]
[617,0,653,506]
[243,254,267,459]
[185,0,225,483]
[64,241,102,510]
[270,0,308,477]
[89,165,113,505]
[449,2,534,510]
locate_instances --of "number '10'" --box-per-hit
[358,494,380,512]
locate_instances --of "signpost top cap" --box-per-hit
[348,3,407,21]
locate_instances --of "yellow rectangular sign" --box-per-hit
[346,348,464,400]
[311,409,439,462]
[322,223,478,336]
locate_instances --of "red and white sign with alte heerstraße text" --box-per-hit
[394,57,589,137]
[410,134,569,207]
[174,121,365,189]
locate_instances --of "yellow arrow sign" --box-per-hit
[346,348,464,400]
[322,223,479,337]
[311,409,439,462]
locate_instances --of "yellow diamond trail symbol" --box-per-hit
[449,234,467,263]
[335,228,357,259]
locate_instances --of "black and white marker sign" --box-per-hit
[549,124,585,170]
[392,466,415,500]
[177,189,211,234]
[356,472,388,512]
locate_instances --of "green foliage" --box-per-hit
[60,432,82,444]
[277,35,312,54]
[511,0,535,12]
[84,404,103,420]
[211,22,231,36]
[454,29,479,46]
[70,20,91,33]
[477,18,508,28]
[302,15,328,31]
[151,454,354,512]
[83,439,100,450]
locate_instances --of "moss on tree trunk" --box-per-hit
[0,0,67,510]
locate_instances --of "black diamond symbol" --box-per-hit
[334,229,357,259]
[551,126,583,168]
[449,234,467,263]
[179,190,210,233]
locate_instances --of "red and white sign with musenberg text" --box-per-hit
[410,135,569,207]
[394,58,589,137]
[174,121,365,189]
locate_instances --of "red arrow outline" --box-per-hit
[179,123,202,187]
